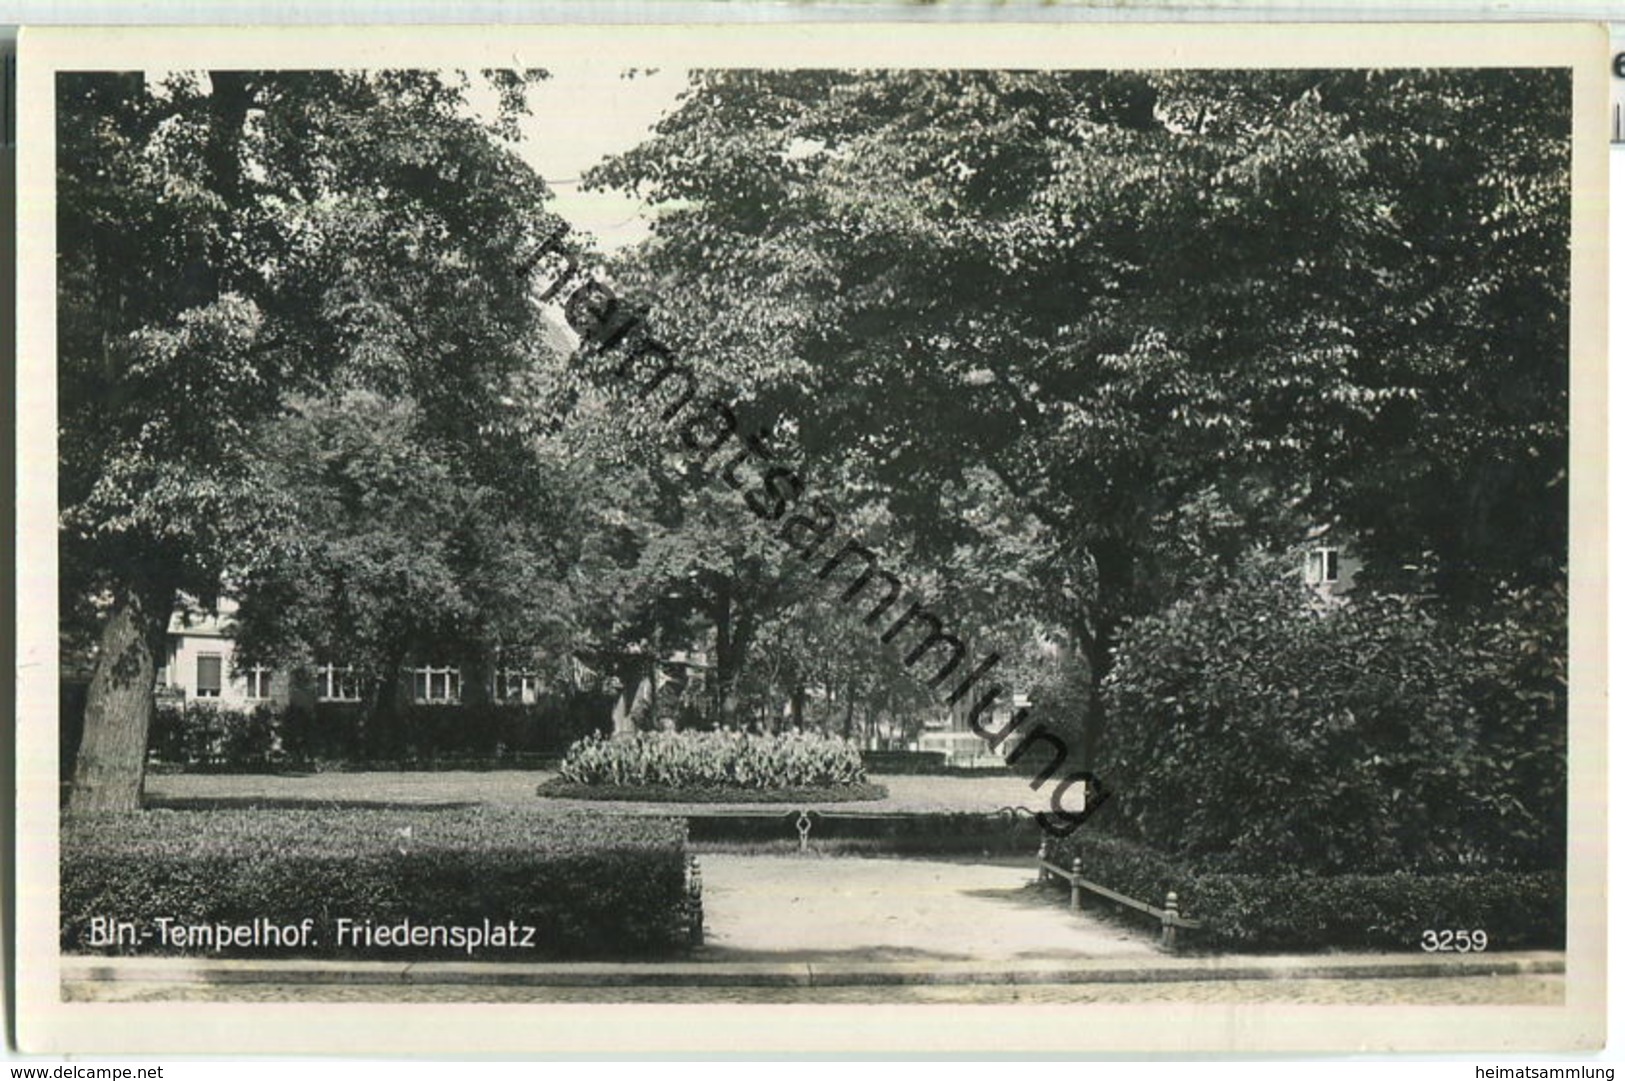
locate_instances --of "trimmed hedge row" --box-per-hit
[537,779,888,804]
[860,751,951,775]
[146,695,612,769]
[1055,831,1563,952]
[62,808,691,961]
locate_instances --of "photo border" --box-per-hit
[14,20,1608,1055]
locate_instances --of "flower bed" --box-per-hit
[535,779,887,803]
[554,731,871,791]
[62,808,692,961]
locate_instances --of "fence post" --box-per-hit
[1035,838,1050,886]
[1161,890,1179,952]
[1070,856,1084,912]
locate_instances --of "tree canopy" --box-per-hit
[586,67,1571,751]
[59,68,556,808]
[59,64,1572,850]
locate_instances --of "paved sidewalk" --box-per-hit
[694,853,1155,962]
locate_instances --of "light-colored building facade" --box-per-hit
[156,603,288,710]
[155,600,544,711]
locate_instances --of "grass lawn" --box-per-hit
[144,769,1048,814]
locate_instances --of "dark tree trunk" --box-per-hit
[461,646,492,709]
[712,586,731,724]
[789,683,807,731]
[1074,537,1134,769]
[610,655,653,737]
[366,645,409,757]
[710,582,757,729]
[69,578,174,812]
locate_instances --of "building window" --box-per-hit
[316,664,362,702]
[196,654,223,698]
[412,666,461,704]
[1307,546,1340,585]
[497,669,536,704]
[245,666,273,700]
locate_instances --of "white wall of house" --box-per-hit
[156,604,284,709]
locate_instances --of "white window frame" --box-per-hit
[496,668,537,704]
[244,666,274,700]
[411,665,462,705]
[316,664,363,703]
[1307,546,1340,585]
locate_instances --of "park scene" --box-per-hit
[55,63,1569,1006]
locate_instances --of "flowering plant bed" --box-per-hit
[536,779,887,803]
[553,731,874,792]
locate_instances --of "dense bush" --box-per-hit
[1097,557,1565,874]
[1053,831,1563,952]
[149,702,283,767]
[62,808,691,960]
[557,731,868,790]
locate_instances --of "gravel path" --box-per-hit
[694,854,1155,963]
[144,770,1046,814]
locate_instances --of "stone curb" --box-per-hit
[61,951,1564,988]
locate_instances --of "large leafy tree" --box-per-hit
[228,390,587,749]
[587,68,1570,756]
[59,68,552,809]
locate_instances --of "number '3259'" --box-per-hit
[1421,929,1488,952]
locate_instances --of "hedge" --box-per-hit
[147,695,612,769]
[62,808,692,961]
[860,751,950,774]
[1054,831,1564,952]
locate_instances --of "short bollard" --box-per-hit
[1070,856,1084,912]
[687,856,704,945]
[1035,839,1051,886]
[1160,891,1179,952]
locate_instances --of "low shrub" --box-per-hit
[149,702,284,769]
[685,811,1038,855]
[62,808,691,960]
[1053,831,1563,952]
[537,779,887,803]
[1186,869,1564,952]
[861,750,949,774]
[150,694,613,770]
[557,731,868,790]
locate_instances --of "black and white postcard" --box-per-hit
[13,21,1608,1055]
